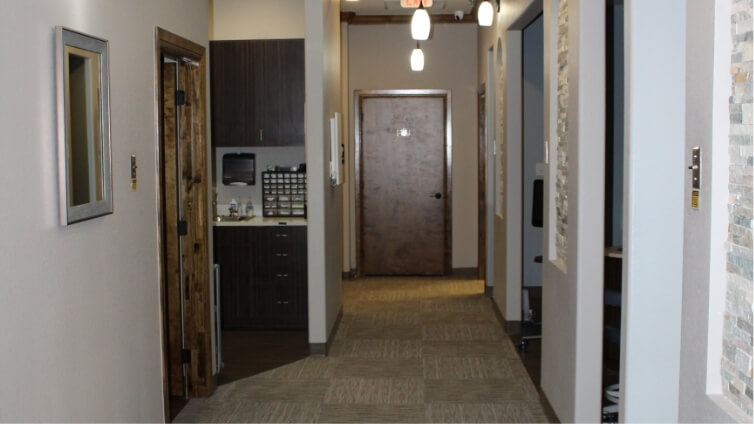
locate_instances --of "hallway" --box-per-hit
[175,277,553,422]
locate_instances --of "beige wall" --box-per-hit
[0,0,209,420]
[210,0,304,40]
[345,23,479,270]
[678,0,743,421]
[305,0,342,344]
[479,0,607,421]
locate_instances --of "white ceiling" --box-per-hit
[341,0,476,16]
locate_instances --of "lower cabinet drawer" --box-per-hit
[258,282,307,329]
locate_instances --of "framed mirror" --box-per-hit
[55,27,112,225]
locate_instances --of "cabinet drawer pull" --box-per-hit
[276,300,290,305]
[275,253,288,257]
[275,273,289,278]
[275,233,288,238]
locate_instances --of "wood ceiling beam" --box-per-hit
[341,12,477,25]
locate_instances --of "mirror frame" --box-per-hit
[55,26,112,225]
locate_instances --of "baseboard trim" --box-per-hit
[484,285,494,297]
[341,269,357,280]
[539,390,560,423]
[489,296,506,329]
[309,305,344,357]
[309,343,327,356]
[451,267,479,279]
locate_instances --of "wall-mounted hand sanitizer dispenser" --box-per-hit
[222,153,255,186]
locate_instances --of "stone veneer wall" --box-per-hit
[554,0,569,268]
[722,0,754,417]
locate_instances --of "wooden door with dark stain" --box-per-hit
[360,96,448,275]
[162,60,183,398]
[161,56,212,399]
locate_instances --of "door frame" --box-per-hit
[477,85,487,281]
[154,27,213,420]
[353,89,452,277]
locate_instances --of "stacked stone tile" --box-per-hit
[723,0,754,417]
[555,0,569,269]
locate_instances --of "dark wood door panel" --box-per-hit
[214,226,307,329]
[263,39,305,146]
[210,39,304,147]
[160,38,213,401]
[361,96,447,275]
[210,40,261,147]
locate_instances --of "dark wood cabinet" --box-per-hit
[214,226,307,329]
[210,39,304,147]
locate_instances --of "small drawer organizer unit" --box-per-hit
[262,169,307,217]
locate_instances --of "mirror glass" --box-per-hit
[56,27,112,224]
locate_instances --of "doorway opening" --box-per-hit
[354,90,452,277]
[519,12,545,357]
[155,28,213,422]
[477,87,487,281]
[601,3,625,421]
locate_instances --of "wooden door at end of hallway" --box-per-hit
[360,95,449,276]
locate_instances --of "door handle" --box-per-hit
[431,193,442,199]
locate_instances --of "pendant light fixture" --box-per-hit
[411,2,430,40]
[477,0,494,27]
[410,42,424,71]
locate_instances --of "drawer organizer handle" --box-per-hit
[275,253,288,257]
[275,273,289,278]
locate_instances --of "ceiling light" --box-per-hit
[411,43,424,71]
[477,0,494,26]
[411,3,430,40]
[400,0,433,7]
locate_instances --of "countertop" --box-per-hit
[213,216,307,227]
[605,246,623,259]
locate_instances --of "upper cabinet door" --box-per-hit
[210,39,304,147]
[210,40,261,147]
[262,39,305,146]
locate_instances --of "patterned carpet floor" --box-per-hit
[175,277,552,423]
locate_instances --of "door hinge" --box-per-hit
[178,220,188,236]
[181,349,191,364]
[175,90,186,106]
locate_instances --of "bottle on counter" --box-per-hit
[229,198,238,216]
[245,200,254,217]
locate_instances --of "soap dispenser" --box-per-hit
[229,198,238,216]
[245,200,254,217]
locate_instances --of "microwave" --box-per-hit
[222,153,255,185]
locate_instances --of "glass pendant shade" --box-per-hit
[411,6,430,40]
[477,0,494,27]
[410,46,424,71]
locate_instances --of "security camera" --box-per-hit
[454,11,464,21]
